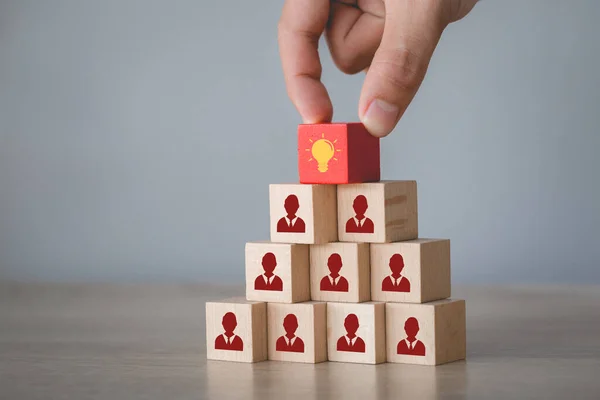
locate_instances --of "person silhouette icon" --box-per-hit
[397,317,426,356]
[320,253,349,292]
[277,194,306,233]
[336,314,366,353]
[275,314,305,353]
[214,312,244,351]
[254,252,283,291]
[345,195,375,233]
[381,254,411,292]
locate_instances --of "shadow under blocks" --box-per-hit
[206,122,466,366]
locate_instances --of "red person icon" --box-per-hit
[345,195,375,234]
[214,312,244,351]
[275,314,305,353]
[381,254,411,292]
[397,317,426,356]
[336,314,366,353]
[277,195,306,233]
[254,252,283,291]
[320,253,349,292]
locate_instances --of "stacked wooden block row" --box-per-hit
[206,123,466,365]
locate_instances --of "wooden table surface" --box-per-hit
[1,283,599,399]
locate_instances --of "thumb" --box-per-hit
[359,0,448,137]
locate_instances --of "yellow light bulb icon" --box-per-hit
[311,138,335,173]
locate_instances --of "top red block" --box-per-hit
[298,123,380,184]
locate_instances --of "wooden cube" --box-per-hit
[245,242,310,304]
[269,184,337,244]
[267,302,327,363]
[371,239,451,303]
[309,242,370,303]
[337,181,418,243]
[327,302,386,364]
[206,298,267,363]
[298,122,380,184]
[386,299,466,366]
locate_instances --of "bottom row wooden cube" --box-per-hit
[206,298,267,363]
[267,301,327,363]
[206,298,465,366]
[386,299,466,365]
[327,302,386,364]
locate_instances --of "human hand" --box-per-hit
[278,0,478,137]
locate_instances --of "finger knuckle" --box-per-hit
[371,47,425,92]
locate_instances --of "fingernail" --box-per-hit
[362,99,400,137]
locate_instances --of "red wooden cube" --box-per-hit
[298,123,380,184]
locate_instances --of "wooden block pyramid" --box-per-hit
[206,122,466,365]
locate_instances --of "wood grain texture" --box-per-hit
[269,184,337,244]
[435,299,466,365]
[2,284,600,399]
[371,239,451,303]
[267,302,327,363]
[206,298,267,363]
[384,181,418,242]
[327,302,386,364]
[309,242,370,303]
[337,181,418,243]
[386,299,465,366]
[245,242,310,303]
[421,240,452,302]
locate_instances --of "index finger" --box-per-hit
[278,0,333,123]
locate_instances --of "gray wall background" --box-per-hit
[0,0,599,283]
